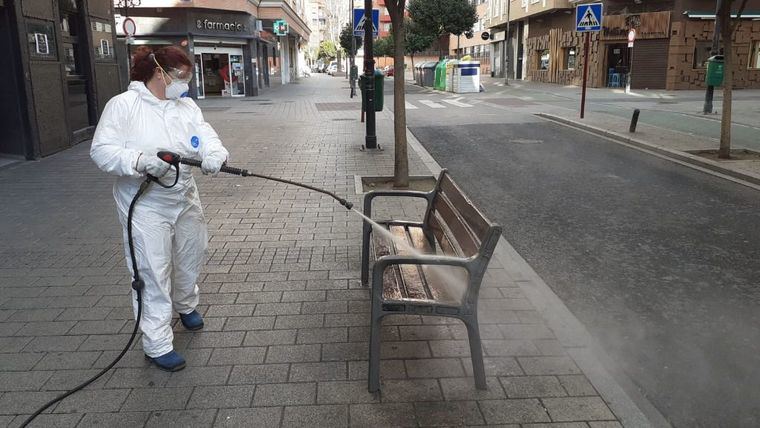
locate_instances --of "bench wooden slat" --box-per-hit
[372,227,404,300]
[389,225,428,300]
[428,213,461,257]
[432,192,480,257]
[407,226,461,303]
[440,174,491,242]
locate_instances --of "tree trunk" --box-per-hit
[391,10,409,187]
[718,7,733,159]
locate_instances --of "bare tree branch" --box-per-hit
[730,0,750,32]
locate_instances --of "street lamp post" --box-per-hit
[703,0,723,114]
[363,0,377,149]
[504,0,510,85]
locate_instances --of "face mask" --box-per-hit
[165,81,189,100]
[152,53,190,100]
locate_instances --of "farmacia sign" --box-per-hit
[196,19,245,32]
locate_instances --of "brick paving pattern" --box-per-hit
[0,76,621,426]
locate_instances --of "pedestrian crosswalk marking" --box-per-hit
[418,100,446,109]
[405,101,418,110]
[442,99,473,108]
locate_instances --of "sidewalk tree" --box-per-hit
[384,0,412,187]
[373,36,394,58]
[339,23,359,57]
[716,0,749,159]
[407,0,477,58]
[318,40,338,60]
[404,18,435,73]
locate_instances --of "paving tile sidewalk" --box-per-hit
[0,75,621,426]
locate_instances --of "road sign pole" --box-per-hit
[363,1,377,149]
[626,45,634,94]
[580,32,589,119]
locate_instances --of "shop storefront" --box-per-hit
[115,8,271,98]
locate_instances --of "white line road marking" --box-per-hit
[405,101,418,109]
[442,99,473,108]
[419,99,446,109]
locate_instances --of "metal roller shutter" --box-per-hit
[631,39,669,90]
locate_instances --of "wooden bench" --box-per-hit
[361,169,502,392]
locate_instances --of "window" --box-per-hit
[91,19,115,61]
[27,20,58,60]
[750,41,760,69]
[537,49,549,70]
[693,41,712,69]
[563,47,576,70]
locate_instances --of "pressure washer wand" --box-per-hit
[157,151,354,210]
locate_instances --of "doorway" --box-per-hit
[606,43,631,88]
[194,47,245,99]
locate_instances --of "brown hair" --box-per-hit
[130,46,193,83]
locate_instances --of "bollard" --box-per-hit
[629,109,640,133]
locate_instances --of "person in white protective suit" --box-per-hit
[90,46,229,371]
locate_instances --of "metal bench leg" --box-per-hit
[368,312,383,392]
[464,317,487,390]
[361,223,371,287]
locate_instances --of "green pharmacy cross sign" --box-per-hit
[273,19,289,36]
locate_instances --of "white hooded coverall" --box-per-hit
[90,81,229,357]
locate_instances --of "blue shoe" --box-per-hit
[180,310,204,331]
[145,350,186,372]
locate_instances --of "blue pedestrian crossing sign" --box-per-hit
[353,9,379,37]
[576,3,603,32]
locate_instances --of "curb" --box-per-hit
[406,126,670,428]
[536,113,760,190]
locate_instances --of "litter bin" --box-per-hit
[445,60,458,92]
[706,55,724,87]
[452,61,481,93]
[434,59,449,90]
[359,69,384,111]
[421,62,437,87]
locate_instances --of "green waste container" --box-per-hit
[359,69,384,111]
[706,55,724,87]
[434,59,448,90]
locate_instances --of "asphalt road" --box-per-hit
[403,92,760,427]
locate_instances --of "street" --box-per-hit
[397,81,760,427]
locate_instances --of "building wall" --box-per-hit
[0,2,29,157]
[524,12,605,87]
[668,19,760,90]
[2,0,120,158]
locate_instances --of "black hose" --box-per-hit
[178,157,354,210]
[20,179,151,427]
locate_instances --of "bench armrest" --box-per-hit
[375,254,471,268]
[363,190,434,220]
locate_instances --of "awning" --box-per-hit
[683,10,760,20]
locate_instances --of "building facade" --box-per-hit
[450,0,492,75]
[487,0,760,90]
[0,0,121,159]
[115,0,310,99]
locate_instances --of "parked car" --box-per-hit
[327,61,340,75]
[383,65,394,77]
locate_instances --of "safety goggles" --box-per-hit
[162,67,192,84]
[153,55,192,84]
